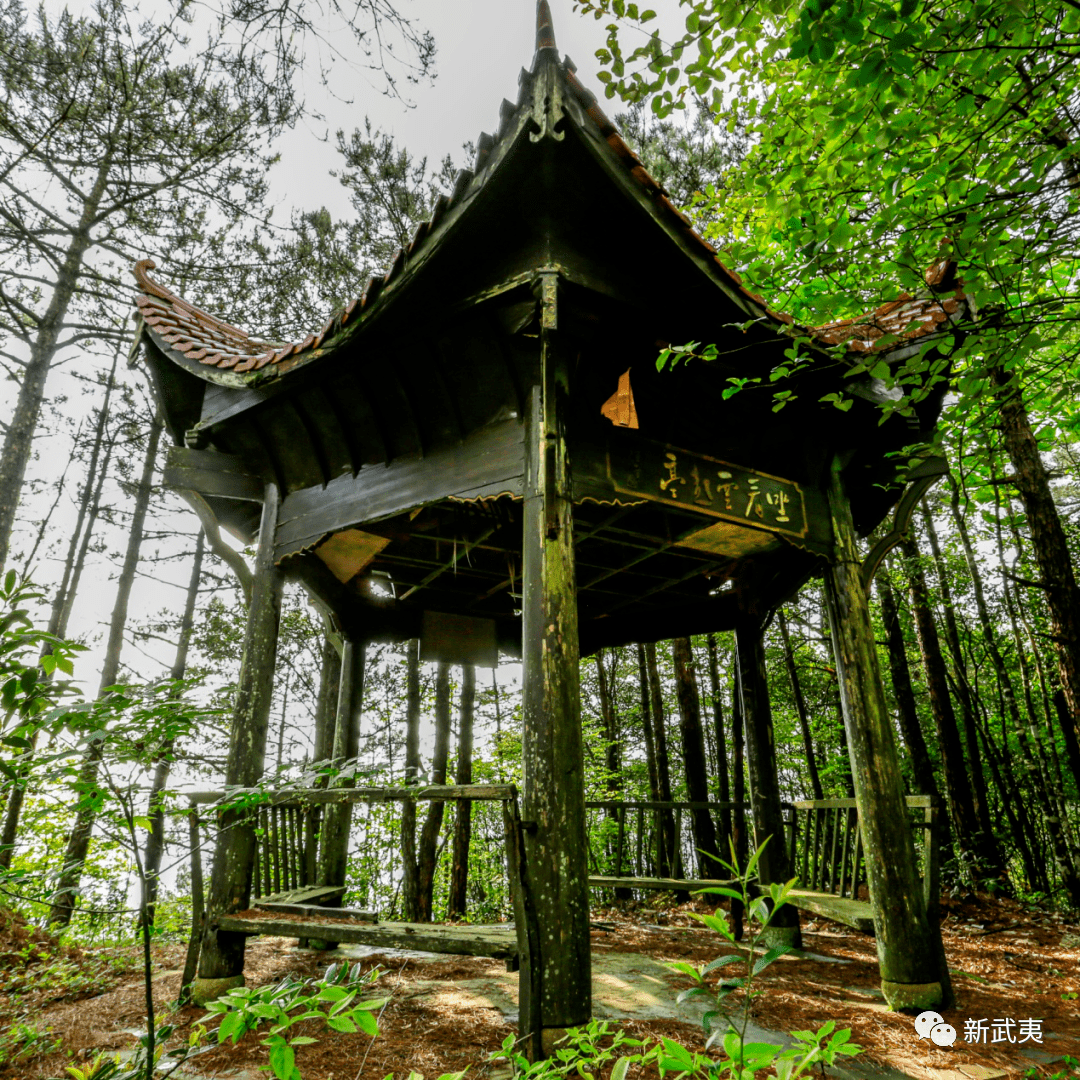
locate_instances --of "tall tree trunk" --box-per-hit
[876,562,939,799]
[0,154,113,570]
[141,533,204,925]
[991,484,1080,902]
[900,532,986,877]
[447,665,476,920]
[400,640,422,921]
[730,664,748,938]
[416,662,452,922]
[921,502,1002,874]
[991,362,1080,751]
[0,372,116,871]
[49,415,162,928]
[312,636,343,779]
[595,650,630,897]
[636,645,660,805]
[777,609,824,801]
[644,642,677,877]
[735,620,801,946]
[672,637,720,874]
[705,634,732,851]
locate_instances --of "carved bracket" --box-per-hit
[859,456,950,592]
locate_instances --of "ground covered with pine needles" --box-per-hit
[0,893,1076,1080]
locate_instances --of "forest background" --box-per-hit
[0,0,1078,962]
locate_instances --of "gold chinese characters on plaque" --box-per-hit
[606,440,809,540]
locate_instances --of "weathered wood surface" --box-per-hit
[520,277,591,1043]
[823,456,947,1004]
[187,783,518,806]
[588,875,737,893]
[254,901,377,922]
[199,484,285,984]
[254,885,345,906]
[786,889,876,935]
[163,446,263,502]
[215,915,517,958]
[318,639,365,892]
[274,419,525,560]
[586,799,755,811]
[791,796,932,810]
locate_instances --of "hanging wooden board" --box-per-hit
[596,436,832,553]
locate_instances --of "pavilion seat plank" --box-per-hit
[216,914,518,960]
[254,900,375,922]
[588,875,737,893]
[253,884,346,907]
[786,889,875,934]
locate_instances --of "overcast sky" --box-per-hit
[270,0,643,220]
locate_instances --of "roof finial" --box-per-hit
[536,0,557,54]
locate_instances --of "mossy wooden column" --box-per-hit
[521,273,590,1056]
[734,618,802,948]
[194,483,284,1005]
[822,457,945,1010]
[318,638,365,892]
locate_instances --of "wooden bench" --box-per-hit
[216,912,519,965]
[785,888,875,934]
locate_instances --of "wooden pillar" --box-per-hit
[734,618,802,948]
[521,273,590,1056]
[822,457,946,1010]
[318,638,366,891]
[193,483,284,1005]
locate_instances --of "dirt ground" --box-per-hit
[0,893,1077,1080]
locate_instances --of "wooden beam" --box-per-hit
[520,276,591,1049]
[588,875,737,892]
[822,455,949,1010]
[275,419,525,559]
[163,446,263,502]
[254,900,375,921]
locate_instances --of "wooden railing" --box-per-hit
[252,801,321,899]
[789,795,939,915]
[583,799,796,886]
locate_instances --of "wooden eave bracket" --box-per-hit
[859,455,949,592]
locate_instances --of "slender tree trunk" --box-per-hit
[416,662,452,921]
[636,645,660,804]
[141,533,204,924]
[49,415,162,928]
[644,642,676,877]
[900,532,985,876]
[735,620,801,946]
[705,634,732,850]
[876,563,939,799]
[595,650,631,898]
[990,362,1080,750]
[991,486,1080,902]
[0,154,113,570]
[730,665,748,938]
[447,665,475,920]
[672,638,721,874]
[0,372,116,871]
[777,609,824,801]
[401,640,421,921]
[312,636,342,779]
[921,502,1002,874]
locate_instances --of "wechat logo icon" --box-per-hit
[915,1011,956,1047]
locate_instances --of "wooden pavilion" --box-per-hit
[132,0,968,1053]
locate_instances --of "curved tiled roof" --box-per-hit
[132,2,967,379]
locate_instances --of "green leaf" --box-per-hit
[326,1016,358,1034]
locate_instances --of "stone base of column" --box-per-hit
[540,1027,574,1057]
[303,938,339,951]
[759,923,802,950]
[189,974,244,1007]
[881,980,943,1012]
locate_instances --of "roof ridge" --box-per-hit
[536,0,557,56]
